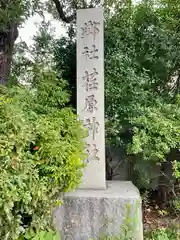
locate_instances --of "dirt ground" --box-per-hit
[143,204,180,232]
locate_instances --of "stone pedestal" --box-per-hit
[53,181,143,240]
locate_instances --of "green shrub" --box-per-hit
[97,227,179,240]
[126,102,180,188]
[0,71,86,239]
[169,197,180,216]
[18,230,60,240]
[145,227,179,240]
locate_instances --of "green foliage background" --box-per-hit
[54,0,180,190]
[104,0,180,188]
[0,71,86,239]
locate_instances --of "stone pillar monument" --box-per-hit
[77,7,106,189]
[54,7,143,240]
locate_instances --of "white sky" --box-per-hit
[18,0,141,45]
[17,13,66,45]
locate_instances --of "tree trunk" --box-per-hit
[0,24,18,84]
[157,148,180,207]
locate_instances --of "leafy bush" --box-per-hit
[126,102,180,188]
[18,230,60,240]
[97,227,179,240]
[0,71,86,239]
[145,227,179,240]
[169,196,180,216]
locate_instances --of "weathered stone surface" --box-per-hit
[77,7,106,189]
[53,181,143,240]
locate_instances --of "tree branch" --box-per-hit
[52,0,76,23]
[176,72,180,95]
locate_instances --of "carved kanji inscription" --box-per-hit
[83,94,97,113]
[82,68,98,91]
[81,21,100,41]
[84,117,99,140]
[82,45,99,60]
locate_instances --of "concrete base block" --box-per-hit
[53,181,143,240]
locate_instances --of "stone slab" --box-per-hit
[77,7,106,189]
[53,181,143,240]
